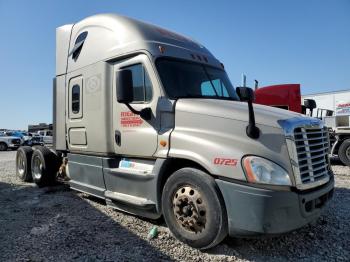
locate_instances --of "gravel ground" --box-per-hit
[0,150,349,261]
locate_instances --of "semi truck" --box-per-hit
[254,84,316,115]
[16,14,334,249]
[255,84,350,166]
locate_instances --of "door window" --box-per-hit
[121,64,153,103]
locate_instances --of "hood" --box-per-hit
[175,98,306,128]
[1,136,19,140]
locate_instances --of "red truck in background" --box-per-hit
[254,83,317,116]
[255,84,302,113]
[254,83,317,115]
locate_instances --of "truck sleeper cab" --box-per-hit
[16,14,334,249]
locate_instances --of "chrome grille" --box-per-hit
[12,139,21,145]
[293,127,329,185]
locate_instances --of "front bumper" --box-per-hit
[216,177,334,237]
[9,144,20,149]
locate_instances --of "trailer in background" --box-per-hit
[302,89,350,118]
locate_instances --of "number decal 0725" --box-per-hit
[213,158,238,166]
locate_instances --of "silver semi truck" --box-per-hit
[16,14,334,249]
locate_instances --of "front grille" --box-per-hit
[293,127,329,185]
[12,139,21,145]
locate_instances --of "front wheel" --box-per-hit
[0,142,8,151]
[162,168,228,250]
[338,139,350,166]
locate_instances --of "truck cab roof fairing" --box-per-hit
[57,14,218,75]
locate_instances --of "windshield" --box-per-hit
[156,58,239,100]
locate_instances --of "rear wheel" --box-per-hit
[0,142,8,151]
[31,146,59,187]
[162,168,228,250]
[338,139,350,166]
[16,146,33,182]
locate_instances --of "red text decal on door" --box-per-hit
[120,112,143,127]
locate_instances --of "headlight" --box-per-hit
[242,156,291,186]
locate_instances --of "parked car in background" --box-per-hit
[5,131,32,145]
[0,136,21,151]
[37,130,53,145]
[30,135,45,146]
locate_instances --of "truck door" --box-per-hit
[112,54,160,157]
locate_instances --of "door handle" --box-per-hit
[115,130,121,146]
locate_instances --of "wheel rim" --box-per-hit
[17,153,25,176]
[32,155,43,180]
[346,146,350,160]
[172,185,207,234]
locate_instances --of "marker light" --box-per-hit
[242,156,292,186]
[159,45,165,54]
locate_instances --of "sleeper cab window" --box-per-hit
[121,64,153,103]
[71,84,81,114]
[71,31,88,61]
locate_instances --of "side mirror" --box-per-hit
[236,87,255,102]
[304,99,316,110]
[236,86,259,139]
[117,69,133,104]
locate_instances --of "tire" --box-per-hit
[31,146,59,187]
[0,142,8,151]
[16,146,33,182]
[338,139,350,166]
[162,168,228,250]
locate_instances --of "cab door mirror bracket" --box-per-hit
[116,69,152,120]
[236,86,260,139]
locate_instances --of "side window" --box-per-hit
[201,79,229,97]
[72,85,81,114]
[69,76,83,119]
[122,64,153,103]
[71,31,88,61]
